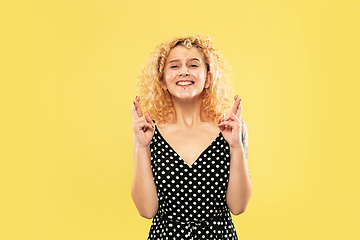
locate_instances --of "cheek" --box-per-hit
[197,71,206,83]
[164,70,171,80]
[164,71,177,83]
[162,73,172,90]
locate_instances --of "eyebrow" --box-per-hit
[168,58,201,64]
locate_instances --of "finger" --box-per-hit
[218,116,230,130]
[133,99,143,117]
[144,112,154,128]
[218,121,241,132]
[231,95,241,115]
[218,122,226,132]
[218,121,234,132]
[222,114,231,122]
[142,125,150,132]
[132,117,154,132]
[218,120,239,127]
[222,112,240,122]
[219,113,241,125]
[131,102,139,120]
[236,100,243,118]
[134,123,154,133]
[142,122,154,132]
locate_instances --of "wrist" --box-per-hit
[136,145,150,151]
[229,143,244,150]
[229,144,245,158]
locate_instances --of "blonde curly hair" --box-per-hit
[136,34,234,123]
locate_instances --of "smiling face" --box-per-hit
[162,45,210,100]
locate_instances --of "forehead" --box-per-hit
[166,45,205,62]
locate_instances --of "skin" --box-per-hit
[131,45,252,219]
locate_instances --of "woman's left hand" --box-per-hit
[217,95,243,148]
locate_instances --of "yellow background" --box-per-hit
[1,0,359,239]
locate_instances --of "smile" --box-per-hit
[176,81,194,86]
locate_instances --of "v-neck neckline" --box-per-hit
[154,124,222,168]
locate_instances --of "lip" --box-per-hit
[176,80,195,86]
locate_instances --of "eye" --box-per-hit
[190,64,198,68]
[170,65,179,69]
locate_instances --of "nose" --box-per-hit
[179,65,189,77]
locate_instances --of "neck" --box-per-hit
[170,96,208,127]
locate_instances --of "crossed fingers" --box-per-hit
[131,96,143,119]
[131,96,153,132]
[217,95,243,134]
[231,95,242,118]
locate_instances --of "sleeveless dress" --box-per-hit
[147,125,238,240]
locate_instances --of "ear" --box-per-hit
[204,71,211,89]
[161,81,168,91]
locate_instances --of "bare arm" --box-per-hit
[131,96,158,219]
[218,96,252,215]
[226,120,252,215]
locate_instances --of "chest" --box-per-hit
[158,128,220,166]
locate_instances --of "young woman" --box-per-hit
[131,35,252,239]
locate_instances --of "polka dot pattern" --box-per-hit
[147,125,238,240]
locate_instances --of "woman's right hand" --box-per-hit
[131,96,158,219]
[131,96,154,148]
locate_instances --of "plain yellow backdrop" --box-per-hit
[1,0,359,239]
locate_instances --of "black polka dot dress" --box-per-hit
[147,125,238,240]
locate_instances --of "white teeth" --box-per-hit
[177,81,193,86]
